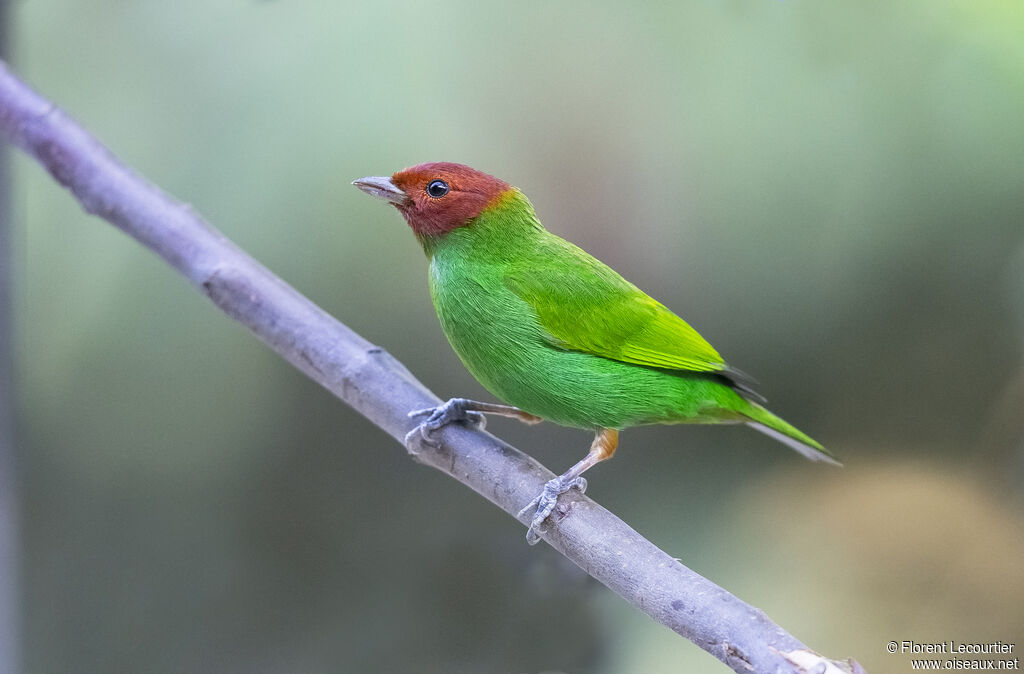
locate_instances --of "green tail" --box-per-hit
[743,403,842,466]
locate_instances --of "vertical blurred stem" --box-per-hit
[0,0,17,672]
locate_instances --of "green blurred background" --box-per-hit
[9,1,1024,672]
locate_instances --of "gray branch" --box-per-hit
[0,61,858,674]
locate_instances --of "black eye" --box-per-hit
[426,180,449,198]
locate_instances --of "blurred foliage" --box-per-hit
[10,1,1024,672]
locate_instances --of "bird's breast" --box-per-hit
[428,254,554,396]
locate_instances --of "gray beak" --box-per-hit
[352,176,411,206]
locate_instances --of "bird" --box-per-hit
[353,162,839,544]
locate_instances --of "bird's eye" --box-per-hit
[426,180,450,198]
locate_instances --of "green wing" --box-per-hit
[504,237,728,374]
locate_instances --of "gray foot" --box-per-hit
[405,397,487,449]
[517,475,588,545]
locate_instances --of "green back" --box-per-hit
[421,189,834,461]
[421,190,734,427]
[427,189,729,377]
[503,238,727,374]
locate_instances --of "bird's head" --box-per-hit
[353,162,513,238]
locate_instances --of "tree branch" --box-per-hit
[0,61,857,674]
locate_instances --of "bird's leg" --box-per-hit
[518,428,619,545]
[405,397,542,448]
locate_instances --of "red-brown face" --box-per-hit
[353,162,512,237]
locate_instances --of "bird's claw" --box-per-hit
[518,475,588,545]
[405,398,487,449]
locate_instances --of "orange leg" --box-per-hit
[458,400,543,425]
[518,428,619,545]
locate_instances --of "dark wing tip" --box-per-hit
[719,366,768,405]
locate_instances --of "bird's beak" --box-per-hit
[352,176,411,206]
